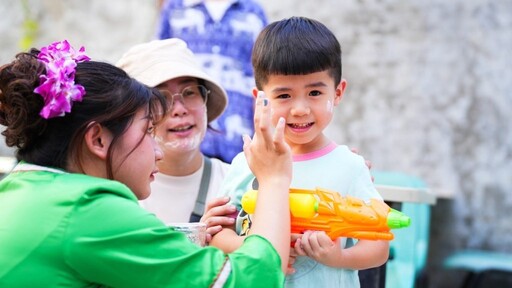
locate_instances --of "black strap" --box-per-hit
[189,157,212,222]
[251,177,259,190]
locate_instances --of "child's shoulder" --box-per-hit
[328,144,368,168]
[331,144,361,158]
[231,151,248,166]
[332,144,350,153]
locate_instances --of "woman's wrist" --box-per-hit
[257,177,291,192]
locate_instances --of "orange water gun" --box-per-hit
[241,187,410,241]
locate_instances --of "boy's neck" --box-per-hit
[288,134,333,155]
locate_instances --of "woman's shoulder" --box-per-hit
[52,172,137,201]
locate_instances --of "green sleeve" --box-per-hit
[226,235,285,288]
[64,189,283,287]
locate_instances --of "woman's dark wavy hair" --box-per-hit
[252,16,342,89]
[0,49,167,178]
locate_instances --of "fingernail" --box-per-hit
[257,91,265,98]
[263,99,269,106]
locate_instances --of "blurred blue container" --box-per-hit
[372,170,431,288]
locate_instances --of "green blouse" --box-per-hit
[0,164,284,287]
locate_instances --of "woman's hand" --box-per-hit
[243,91,292,272]
[200,196,237,244]
[243,92,291,184]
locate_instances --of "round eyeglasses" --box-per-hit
[158,85,209,111]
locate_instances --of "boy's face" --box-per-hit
[254,71,346,154]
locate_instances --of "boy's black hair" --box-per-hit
[252,16,342,89]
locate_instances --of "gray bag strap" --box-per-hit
[190,157,212,221]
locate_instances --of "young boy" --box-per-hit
[210,16,389,287]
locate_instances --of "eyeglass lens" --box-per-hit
[161,85,208,110]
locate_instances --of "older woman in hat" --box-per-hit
[117,39,234,242]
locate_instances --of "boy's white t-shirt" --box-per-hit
[140,158,230,224]
[222,142,381,288]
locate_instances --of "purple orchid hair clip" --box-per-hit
[33,40,91,119]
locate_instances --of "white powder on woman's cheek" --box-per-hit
[203,109,208,128]
[160,134,202,151]
[156,109,207,152]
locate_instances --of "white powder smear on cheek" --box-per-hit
[154,126,204,153]
[326,100,334,113]
[157,109,207,152]
[202,109,208,130]
[161,134,202,151]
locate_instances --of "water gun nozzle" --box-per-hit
[387,209,411,229]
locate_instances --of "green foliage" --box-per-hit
[19,0,38,50]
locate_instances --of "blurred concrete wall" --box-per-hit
[1,1,511,287]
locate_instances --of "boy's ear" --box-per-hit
[84,122,112,160]
[252,87,259,99]
[334,79,347,105]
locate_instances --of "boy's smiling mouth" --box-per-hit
[288,122,314,131]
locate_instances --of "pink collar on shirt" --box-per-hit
[292,141,337,162]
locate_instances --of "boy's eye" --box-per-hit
[276,94,291,99]
[309,90,322,97]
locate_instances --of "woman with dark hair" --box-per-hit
[0,40,292,287]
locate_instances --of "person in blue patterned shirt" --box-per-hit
[157,0,268,163]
